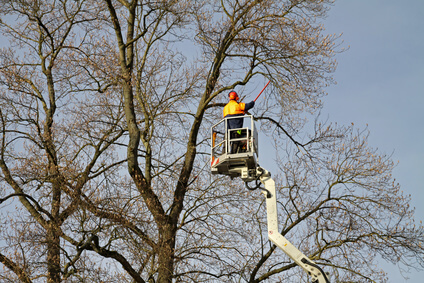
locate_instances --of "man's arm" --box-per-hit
[244,101,255,112]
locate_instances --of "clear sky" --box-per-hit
[323,0,424,281]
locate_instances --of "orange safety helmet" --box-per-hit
[228,91,239,101]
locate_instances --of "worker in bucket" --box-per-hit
[223,91,255,127]
[223,91,255,153]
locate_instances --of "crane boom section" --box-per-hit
[259,170,330,283]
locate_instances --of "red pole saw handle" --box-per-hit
[254,80,270,102]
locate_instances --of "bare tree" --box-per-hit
[0,0,127,282]
[1,0,423,283]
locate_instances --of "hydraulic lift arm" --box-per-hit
[211,116,329,282]
[257,168,330,283]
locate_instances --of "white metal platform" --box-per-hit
[211,115,259,182]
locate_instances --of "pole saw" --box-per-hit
[254,80,271,102]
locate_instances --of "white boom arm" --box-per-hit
[258,168,330,283]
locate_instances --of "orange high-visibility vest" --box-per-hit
[223,100,246,117]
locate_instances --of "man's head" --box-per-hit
[228,91,239,101]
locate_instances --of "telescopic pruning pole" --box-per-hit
[254,80,271,102]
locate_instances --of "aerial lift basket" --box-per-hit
[211,115,259,182]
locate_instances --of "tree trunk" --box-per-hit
[157,224,176,283]
[46,223,61,283]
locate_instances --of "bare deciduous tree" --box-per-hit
[1,1,423,283]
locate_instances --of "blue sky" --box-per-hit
[323,0,424,281]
